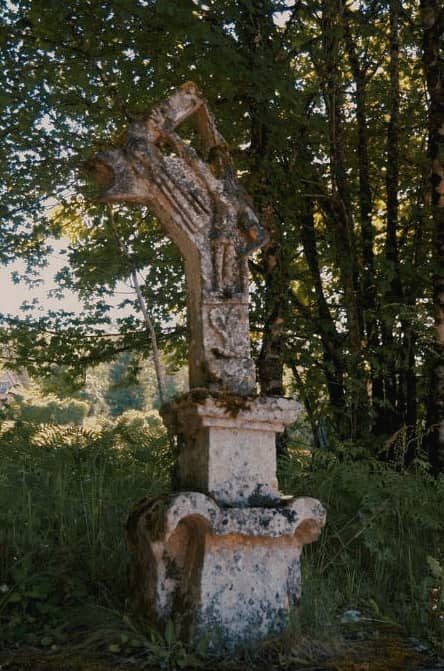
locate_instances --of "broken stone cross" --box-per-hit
[89,82,325,647]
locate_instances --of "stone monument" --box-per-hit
[89,82,325,647]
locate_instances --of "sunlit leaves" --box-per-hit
[0,0,439,451]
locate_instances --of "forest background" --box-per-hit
[0,0,443,668]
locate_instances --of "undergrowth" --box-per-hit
[279,448,444,655]
[0,413,171,650]
[1,415,443,668]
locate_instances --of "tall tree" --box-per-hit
[0,0,441,467]
[421,0,444,472]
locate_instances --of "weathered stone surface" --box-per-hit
[161,394,302,506]
[89,84,326,649]
[127,492,326,646]
[89,81,268,396]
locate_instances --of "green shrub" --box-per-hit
[5,392,89,425]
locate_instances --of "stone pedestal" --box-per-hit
[126,394,326,648]
[127,492,326,647]
[161,395,301,507]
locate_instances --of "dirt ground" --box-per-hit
[0,636,443,671]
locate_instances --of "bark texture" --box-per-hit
[421,0,444,472]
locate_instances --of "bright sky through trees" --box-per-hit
[0,240,82,316]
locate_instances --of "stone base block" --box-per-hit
[161,395,302,506]
[127,492,326,648]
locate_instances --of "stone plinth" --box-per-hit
[127,492,326,647]
[161,395,301,507]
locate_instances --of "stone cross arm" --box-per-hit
[88,82,269,395]
[89,82,268,281]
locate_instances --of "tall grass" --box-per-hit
[1,414,443,658]
[279,450,444,651]
[0,412,171,646]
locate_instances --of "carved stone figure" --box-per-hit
[89,81,268,394]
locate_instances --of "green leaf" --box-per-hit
[427,555,443,580]
[7,591,23,603]
[164,618,175,647]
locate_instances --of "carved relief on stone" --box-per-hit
[208,305,245,359]
[87,85,326,649]
[201,300,255,393]
[208,196,263,298]
[89,82,268,394]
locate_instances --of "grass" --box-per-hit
[0,414,443,668]
[0,413,171,650]
[279,450,444,653]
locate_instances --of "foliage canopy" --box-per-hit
[1,0,444,464]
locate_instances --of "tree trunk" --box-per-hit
[298,198,348,435]
[238,0,288,397]
[321,0,367,438]
[342,7,382,433]
[257,239,287,396]
[421,0,444,472]
[107,207,166,405]
[380,0,405,442]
